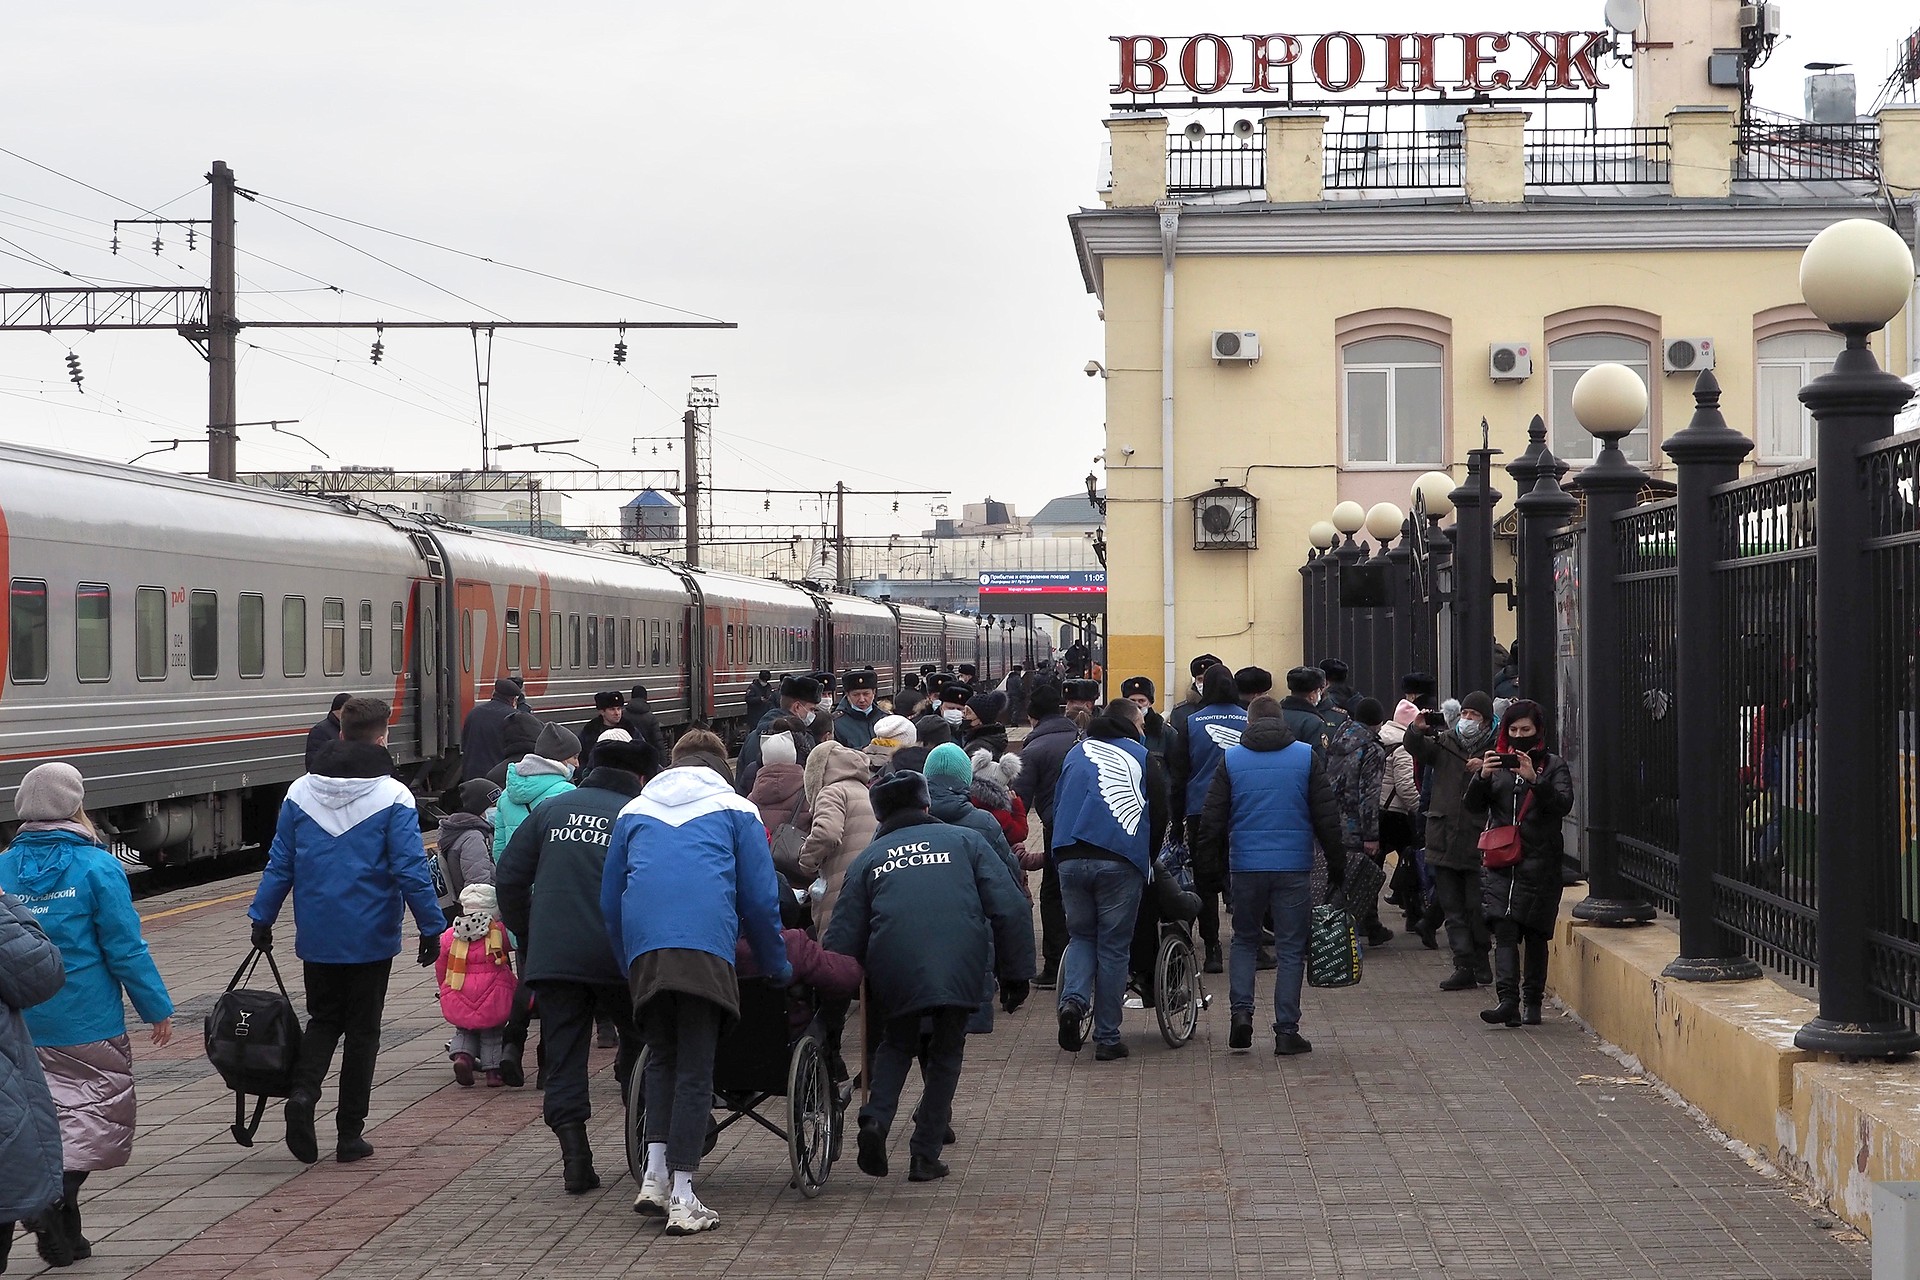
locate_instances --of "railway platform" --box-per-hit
[10,873,1870,1280]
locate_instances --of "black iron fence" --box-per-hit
[1323,130,1463,191]
[1524,127,1670,186]
[1165,134,1264,194]
[1299,530,1441,703]
[1865,434,1920,1017]
[1736,118,1880,182]
[1612,499,1679,913]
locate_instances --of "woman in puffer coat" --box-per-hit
[797,741,879,940]
[0,888,68,1270]
[1464,699,1575,1029]
[0,763,173,1264]
[969,750,1032,856]
[748,730,811,837]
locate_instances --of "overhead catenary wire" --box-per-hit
[248,198,510,320]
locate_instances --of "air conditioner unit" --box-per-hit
[1664,336,1715,374]
[1489,342,1532,382]
[1211,330,1260,363]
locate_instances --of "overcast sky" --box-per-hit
[1,2,1912,535]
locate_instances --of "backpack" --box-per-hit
[203,947,304,1147]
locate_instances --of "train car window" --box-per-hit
[389,603,404,674]
[650,618,661,666]
[189,590,218,679]
[322,599,346,676]
[550,613,562,670]
[423,607,437,676]
[569,614,581,668]
[137,588,168,681]
[586,615,601,667]
[240,594,265,679]
[504,608,521,672]
[528,609,542,670]
[75,583,110,683]
[461,610,472,673]
[282,596,307,677]
[358,601,374,676]
[727,623,738,667]
[7,579,47,684]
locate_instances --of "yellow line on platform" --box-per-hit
[140,889,253,923]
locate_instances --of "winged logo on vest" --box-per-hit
[1081,739,1145,836]
[1204,723,1243,750]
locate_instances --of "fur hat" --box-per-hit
[1319,658,1351,683]
[761,731,799,768]
[938,684,971,706]
[871,770,931,820]
[1189,653,1223,678]
[1063,679,1101,703]
[1402,671,1439,698]
[1120,675,1155,702]
[458,778,500,817]
[779,674,824,704]
[593,689,625,710]
[1236,667,1275,697]
[1284,666,1324,694]
[16,762,85,822]
[535,721,581,762]
[957,663,976,678]
[924,742,974,788]
[843,668,877,692]
[869,715,917,752]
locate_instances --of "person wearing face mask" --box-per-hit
[937,684,972,735]
[1403,691,1498,991]
[1464,699,1574,1028]
[834,669,883,752]
[736,675,823,798]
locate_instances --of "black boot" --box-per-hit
[1522,1000,1543,1026]
[1203,943,1223,975]
[30,1206,73,1269]
[1480,941,1522,1027]
[59,1174,88,1261]
[1439,967,1477,991]
[555,1122,600,1194]
[1,1219,13,1273]
[1470,954,1494,986]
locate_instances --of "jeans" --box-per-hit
[1057,858,1145,1047]
[1228,871,1311,1031]
[1039,859,1068,978]
[1431,865,1490,966]
[448,1027,505,1069]
[293,959,392,1139]
[639,991,724,1173]
[533,981,638,1129]
[861,1006,969,1161]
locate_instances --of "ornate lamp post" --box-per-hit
[1793,219,1920,1056]
[1506,417,1575,711]
[1366,502,1409,688]
[1410,471,1456,692]
[1569,363,1656,927]
[1330,501,1367,670]
[1448,425,1502,697]
[1304,519,1338,664]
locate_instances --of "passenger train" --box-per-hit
[0,443,1051,864]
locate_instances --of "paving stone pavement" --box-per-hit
[10,873,1869,1280]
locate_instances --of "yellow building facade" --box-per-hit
[1073,68,1920,703]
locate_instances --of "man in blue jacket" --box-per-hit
[249,697,446,1165]
[1013,685,1080,988]
[824,772,1033,1184]
[1165,663,1247,974]
[1050,700,1167,1061]
[1193,696,1347,1058]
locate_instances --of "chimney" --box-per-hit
[1805,72,1858,124]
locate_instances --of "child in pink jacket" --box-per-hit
[436,884,518,1087]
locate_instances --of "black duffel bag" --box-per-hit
[203,946,303,1146]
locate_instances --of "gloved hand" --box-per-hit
[251,921,273,952]
[999,979,1030,1013]
[1325,854,1348,893]
[417,934,439,967]
[767,962,795,988]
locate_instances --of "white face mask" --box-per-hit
[942,708,965,726]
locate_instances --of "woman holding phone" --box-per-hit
[1463,700,1575,1028]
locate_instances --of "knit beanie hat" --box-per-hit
[868,715,916,753]
[1353,697,1385,727]
[16,762,84,822]
[871,770,931,820]
[535,721,581,762]
[459,883,498,915]
[597,728,633,745]
[1393,700,1421,727]
[924,742,973,788]
[761,731,799,768]
[1459,691,1495,720]
[454,883,498,942]
[458,778,501,817]
[971,690,1008,726]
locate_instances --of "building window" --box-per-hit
[282,596,307,677]
[1549,334,1652,463]
[9,579,47,684]
[189,590,218,678]
[1756,331,1845,463]
[241,594,265,678]
[1342,337,1444,466]
[390,602,405,674]
[75,584,109,683]
[138,588,168,681]
[322,599,346,676]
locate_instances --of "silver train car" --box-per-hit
[0,443,1052,864]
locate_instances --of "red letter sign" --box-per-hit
[1458,32,1513,90]
[1246,33,1302,92]
[1380,34,1440,92]
[1178,33,1234,93]
[1111,35,1169,94]
[1311,32,1364,92]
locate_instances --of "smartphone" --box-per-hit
[1421,710,1446,728]
[1496,752,1523,767]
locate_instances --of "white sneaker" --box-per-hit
[632,1173,671,1217]
[665,1195,720,1236]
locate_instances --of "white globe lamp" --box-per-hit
[1800,218,1914,335]
[1330,500,1366,536]
[1364,502,1406,543]
[1411,471,1455,519]
[1308,520,1338,551]
[1571,362,1648,441]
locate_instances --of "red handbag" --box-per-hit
[1477,788,1531,869]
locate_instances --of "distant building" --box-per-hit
[621,488,683,541]
[241,467,570,534]
[1028,491,1105,538]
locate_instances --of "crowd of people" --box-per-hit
[0,644,1571,1256]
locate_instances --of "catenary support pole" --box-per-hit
[207,161,237,482]
[682,408,701,568]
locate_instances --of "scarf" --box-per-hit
[444,917,508,990]
[17,819,98,841]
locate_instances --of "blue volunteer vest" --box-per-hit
[1183,704,1249,816]
[1222,739,1316,873]
[1050,735,1151,876]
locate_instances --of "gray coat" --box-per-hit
[1403,721,1488,872]
[0,891,66,1221]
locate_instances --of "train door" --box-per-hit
[412,579,442,757]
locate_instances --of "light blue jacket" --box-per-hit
[0,829,173,1046]
[600,766,790,984]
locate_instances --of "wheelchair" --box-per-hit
[1063,908,1211,1051]
[624,978,847,1199]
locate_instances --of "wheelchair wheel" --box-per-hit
[787,1034,835,1197]
[1155,932,1200,1048]
[624,1046,650,1187]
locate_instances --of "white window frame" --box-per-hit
[1547,335,1653,465]
[1754,331,1844,464]
[1341,338,1446,469]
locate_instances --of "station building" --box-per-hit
[1070,0,1920,700]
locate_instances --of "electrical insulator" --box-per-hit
[64,352,83,391]
[612,340,627,365]
[152,236,163,256]
[892,501,899,512]
[370,339,384,365]
[764,498,771,511]
[109,234,120,255]
[186,227,196,250]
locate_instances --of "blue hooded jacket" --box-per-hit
[1050,733,1153,877]
[601,765,790,984]
[250,740,447,964]
[0,829,173,1046]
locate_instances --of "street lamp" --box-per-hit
[1308,520,1338,551]
[1569,362,1655,928]
[1792,217,1920,1057]
[1411,471,1455,519]
[1330,500,1365,540]
[1363,502,1405,546]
